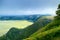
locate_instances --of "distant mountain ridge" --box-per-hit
[0,14,51,22]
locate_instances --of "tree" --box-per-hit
[56,4,60,16]
[55,4,60,20]
[56,10,60,16]
[58,4,60,9]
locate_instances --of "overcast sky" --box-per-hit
[0,0,60,15]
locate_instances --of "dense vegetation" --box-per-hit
[23,4,60,40]
[0,4,59,40]
[0,16,52,40]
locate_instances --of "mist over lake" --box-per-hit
[0,20,33,36]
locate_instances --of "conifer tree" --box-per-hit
[56,4,60,16]
[55,4,60,19]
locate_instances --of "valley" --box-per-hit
[0,20,33,36]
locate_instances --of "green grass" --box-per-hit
[0,16,59,40]
[24,26,60,40]
[0,16,52,40]
[29,20,60,37]
[0,20,33,36]
[24,19,60,40]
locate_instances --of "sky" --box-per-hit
[0,0,60,16]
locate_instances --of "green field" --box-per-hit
[0,20,33,36]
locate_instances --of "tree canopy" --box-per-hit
[56,4,60,16]
[55,4,60,20]
[58,4,60,9]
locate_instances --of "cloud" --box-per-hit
[1,0,60,9]
[0,8,56,15]
[0,0,60,15]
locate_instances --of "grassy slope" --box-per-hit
[0,16,54,40]
[24,19,60,40]
[2,17,51,40]
[30,20,60,37]
[5,16,52,40]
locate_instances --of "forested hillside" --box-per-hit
[0,0,59,40]
[0,16,53,40]
[24,4,60,40]
[0,3,59,40]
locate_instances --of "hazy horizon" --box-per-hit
[0,0,60,16]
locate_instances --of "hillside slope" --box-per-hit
[29,20,60,37]
[24,19,60,40]
[0,16,53,40]
[24,4,60,40]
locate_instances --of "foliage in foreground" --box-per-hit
[24,4,60,40]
